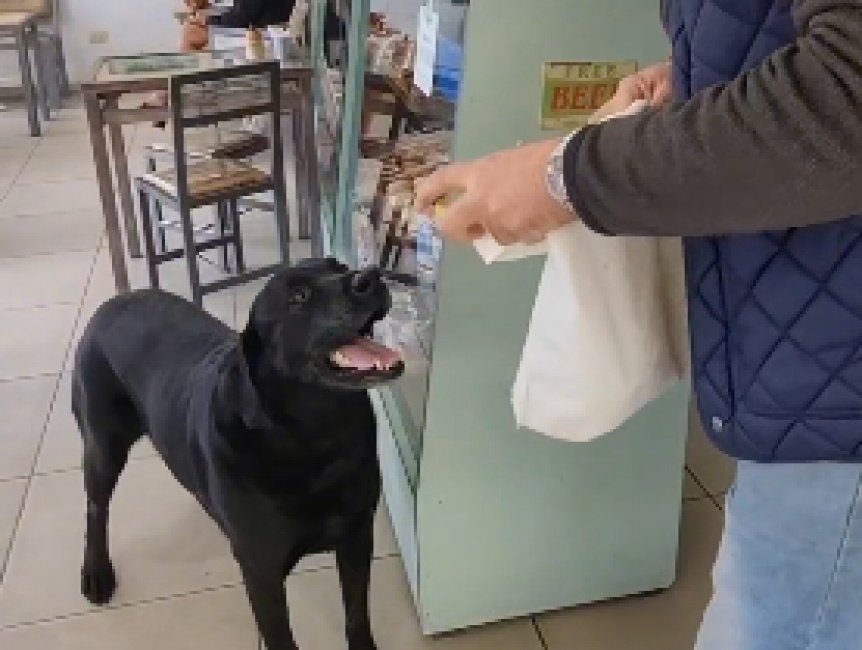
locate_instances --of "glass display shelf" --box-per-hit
[310,0,462,475]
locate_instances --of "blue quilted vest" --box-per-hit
[667,0,862,462]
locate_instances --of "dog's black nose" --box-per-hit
[350,268,381,297]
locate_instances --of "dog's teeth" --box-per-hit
[330,351,349,367]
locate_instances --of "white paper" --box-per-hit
[414,3,439,96]
[473,235,547,264]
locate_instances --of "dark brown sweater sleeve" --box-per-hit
[564,0,862,237]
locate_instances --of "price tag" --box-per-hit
[413,2,439,96]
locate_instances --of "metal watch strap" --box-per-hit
[545,130,579,215]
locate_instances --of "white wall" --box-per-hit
[371,0,425,35]
[0,0,449,88]
[61,0,181,84]
[0,0,181,86]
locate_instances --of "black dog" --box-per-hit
[72,258,404,650]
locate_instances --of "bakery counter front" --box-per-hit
[309,0,689,635]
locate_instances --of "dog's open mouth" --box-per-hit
[329,338,402,374]
[324,312,404,383]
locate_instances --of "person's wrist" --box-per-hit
[545,132,579,217]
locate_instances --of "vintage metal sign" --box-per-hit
[541,60,638,130]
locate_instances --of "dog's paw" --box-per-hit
[81,558,117,605]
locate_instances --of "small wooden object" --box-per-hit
[246,28,266,61]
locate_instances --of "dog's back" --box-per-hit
[73,290,237,497]
[75,289,233,389]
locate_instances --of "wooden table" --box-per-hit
[80,49,321,294]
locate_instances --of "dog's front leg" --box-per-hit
[335,518,377,650]
[239,562,299,650]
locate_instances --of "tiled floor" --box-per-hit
[0,101,737,649]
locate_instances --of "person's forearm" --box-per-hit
[564,0,862,237]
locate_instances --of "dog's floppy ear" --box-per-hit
[216,346,273,431]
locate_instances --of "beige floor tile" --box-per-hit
[0,251,94,310]
[19,105,91,139]
[0,458,241,627]
[0,116,38,143]
[16,152,102,185]
[0,212,103,257]
[18,117,110,158]
[1,179,101,217]
[0,148,32,182]
[29,117,94,141]
[687,406,736,496]
[35,373,155,475]
[0,375,58,480]
[0,122,38,153]
[0,587,259,649]
[0,304,78,381]
[286,556,545,649]
[537,500,724,650]
[0,478,27,564]
[0,178,13,203]
[28,130,94,153]
[37,117,92,139]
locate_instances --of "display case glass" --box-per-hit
[311,0,465,483]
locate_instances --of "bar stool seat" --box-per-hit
[140,159,271,206]
[0,12,31,27]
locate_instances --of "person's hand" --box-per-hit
[593,61,672,121]
[415,63,671,245]
[415,139,577,245]
[182,13,210,51]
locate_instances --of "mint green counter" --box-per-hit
[314,0,689,634]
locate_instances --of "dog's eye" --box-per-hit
[288,287,312,306]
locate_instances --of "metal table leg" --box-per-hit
[16,26,40,137]
[300,80,322,257]
[105,96,143,259]
[85,94,130,293]
[29,24,51,121]
[291,107,310,241]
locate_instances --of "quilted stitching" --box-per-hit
[670,0,862,461]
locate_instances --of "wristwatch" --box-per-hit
[545,130,580,215]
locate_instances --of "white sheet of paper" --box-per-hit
[414,3,439,96]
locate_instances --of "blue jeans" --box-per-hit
[696,461,862,650]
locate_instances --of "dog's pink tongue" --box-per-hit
[334,338,401,370]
